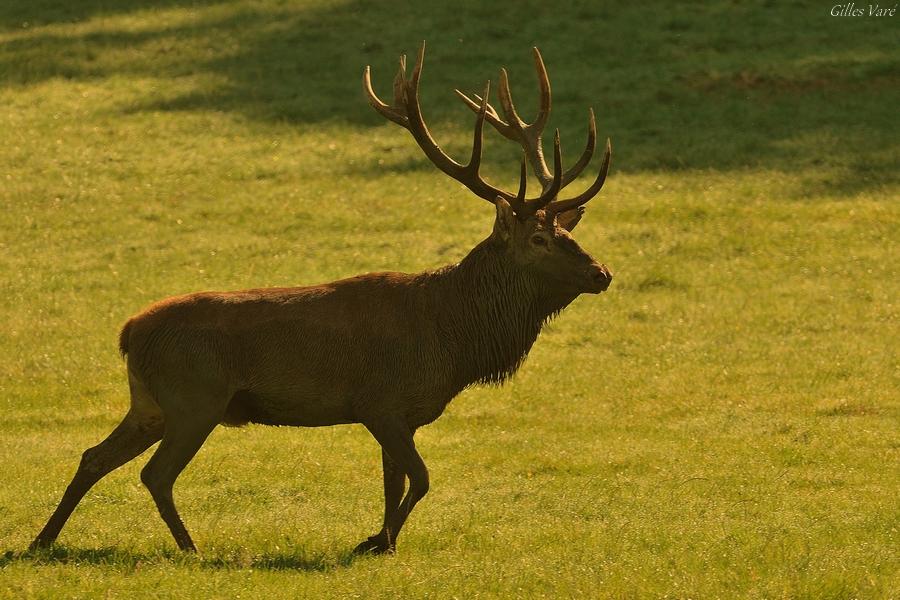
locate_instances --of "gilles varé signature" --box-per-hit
[831,3,897,16]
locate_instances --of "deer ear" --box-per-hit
[557,207,586,232]
[493,197,516,241]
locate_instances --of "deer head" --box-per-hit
[364,42,612,294]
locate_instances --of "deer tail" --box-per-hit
[119,319,132,357]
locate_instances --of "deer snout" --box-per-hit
[587,263,612,293]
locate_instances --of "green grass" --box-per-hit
[1,0,898,597]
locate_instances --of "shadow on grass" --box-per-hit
[1,0,897,195]
[3,544,369,572]
[0,0,228,31]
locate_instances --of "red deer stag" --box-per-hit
[31,42,612,555]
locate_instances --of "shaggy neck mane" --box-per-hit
[428,236,576,390]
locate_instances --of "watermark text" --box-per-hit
[831,3,897,16]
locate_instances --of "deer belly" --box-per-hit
[222,388,356,427]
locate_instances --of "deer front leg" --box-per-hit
[354,418,428,555]
[353,448,405,555]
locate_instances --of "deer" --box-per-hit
[30,42,613,556]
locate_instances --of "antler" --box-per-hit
[364,42,609,219]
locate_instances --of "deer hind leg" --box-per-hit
[354,418,428,555]
[139,382,225,552]
[30,378,164,550]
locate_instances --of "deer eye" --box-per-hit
[530,234,548,247]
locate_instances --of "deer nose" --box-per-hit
[589,263,612,291]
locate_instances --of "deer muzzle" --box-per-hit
[586,263,612,293]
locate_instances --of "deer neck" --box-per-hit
[433,237,577,388]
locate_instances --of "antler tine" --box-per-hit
[466,81,491,176]
[496,67,525,130]
[454,89,516,140]
[561,108,597,187]
[497,66,551,186]
[511,154,528,214]
[546,137,612,216]
[525,129,562,213]
[392,54,408,107]
[529,47,552,134]
[363,64,407,127]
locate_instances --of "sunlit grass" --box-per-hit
[1,1,898,598]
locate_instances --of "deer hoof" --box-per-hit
[352,535,395,555]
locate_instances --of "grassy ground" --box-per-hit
[1,1,898,597]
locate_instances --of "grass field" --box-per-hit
[1,1,898,597]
